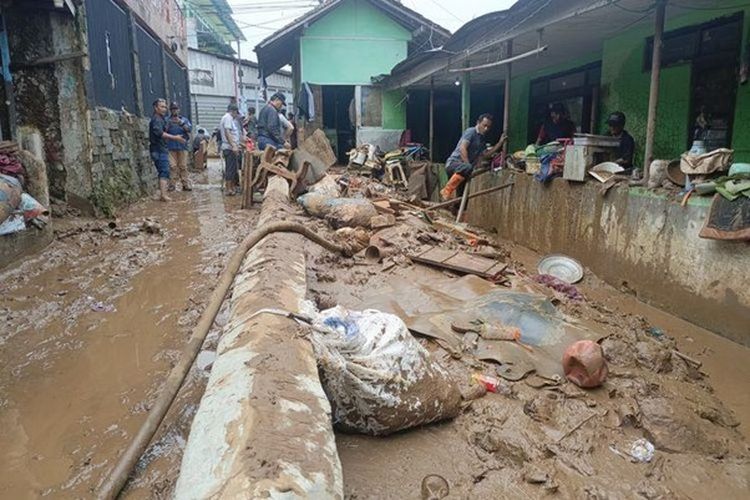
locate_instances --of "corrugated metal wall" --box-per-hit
[85,0,189,117]
[165,52,190,115]
[136,24,165,110]
[188,49,293,131]
[84,0,137,111]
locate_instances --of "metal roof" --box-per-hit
[254,0,451,77]
[187,0,245,43]
[383,0,744,90]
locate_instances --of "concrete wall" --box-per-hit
[299,0,410,86]
[468,172,750,346]
[120,0,188,64]
[88,109,155,215]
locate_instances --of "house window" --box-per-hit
[643,12,742,70]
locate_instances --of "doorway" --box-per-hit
[322,85,355,164]
[527,63,602,143]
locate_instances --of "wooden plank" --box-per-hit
[411,247,506,279]
[444,252,497,273]
[417,247,458,263]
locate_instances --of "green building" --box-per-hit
[384,0,750,168]
[255,0,449,162]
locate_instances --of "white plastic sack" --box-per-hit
[309,307,462,436]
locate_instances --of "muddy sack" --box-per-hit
[298,194,377,229]
[309,307,462,436]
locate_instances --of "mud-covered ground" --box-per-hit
[1,163,748,499]
[302,194,750,499]
[0,161,258,498]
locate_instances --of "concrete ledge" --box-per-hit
[175,177,343,499]
[468,172,749,345]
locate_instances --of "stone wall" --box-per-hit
[468,172,750,346]
[89,109,155,216]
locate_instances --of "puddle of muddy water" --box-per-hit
[0,161,259,498]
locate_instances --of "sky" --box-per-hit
[226,0,516,62]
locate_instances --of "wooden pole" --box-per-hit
[425,181,514,212]
[643,1,666,185]
[461,66,471,131]
[503,40,513,157]
[429,77,435,162]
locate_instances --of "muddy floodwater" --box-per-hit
[1,160,748,498]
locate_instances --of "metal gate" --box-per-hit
[84,0,136,112]
[136,23,165,111]
[165,53,190,119]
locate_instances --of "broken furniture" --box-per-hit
[244,146,310,207]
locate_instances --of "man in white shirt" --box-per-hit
[219,103,241,195]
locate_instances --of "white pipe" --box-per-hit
[449,45,548,73]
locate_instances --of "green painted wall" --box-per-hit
[382,89,406,129]
[299,0,411,86]
[505,3,750,163]
[507,52,602,153]
[600,4,750,164]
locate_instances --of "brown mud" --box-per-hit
[0,161,258,499]
[1,164,748,499]
[303,196,750,499]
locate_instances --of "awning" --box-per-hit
[383,0,742,90]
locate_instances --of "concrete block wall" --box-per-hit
[88,109,155,216]
[468,172,750,346]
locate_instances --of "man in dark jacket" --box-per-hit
[606,111,636,173]
[257,93,290,151]
[149,98,186,201]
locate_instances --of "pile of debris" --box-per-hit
[0,142,50,235]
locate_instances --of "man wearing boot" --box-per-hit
[166,101,193,191]
[441,114,506,201]
[149,99,186,202]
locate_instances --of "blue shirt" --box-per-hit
[446,127,485,167]
[166,115,192,151]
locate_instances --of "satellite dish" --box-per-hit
[171,41,178,52]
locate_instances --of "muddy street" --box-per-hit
[0,162,258,498]
[1,159,749,499]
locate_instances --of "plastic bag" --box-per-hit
[309,307,462,436]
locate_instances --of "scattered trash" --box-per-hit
[420,474,449,500]
[562,340,608,388]
[630,438,656,463]
[141,219,162,235]
[647,326,666,340]
[533,274,584,300]
[308,306,462,435]
[537,254,584,284]
[369,213,396,229]
[589,161,625,183]
[471,373,511,395]
[88,296,116,313]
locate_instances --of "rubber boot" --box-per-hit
[440,173,465,201]
[159,179,171,202]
